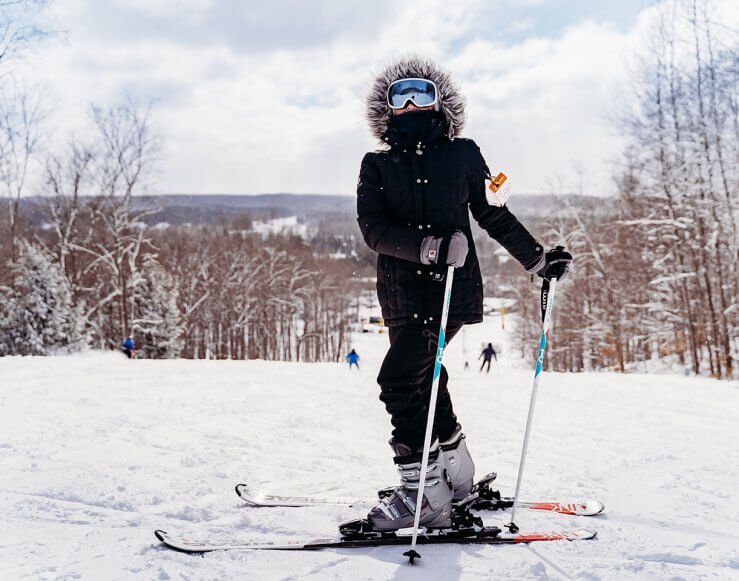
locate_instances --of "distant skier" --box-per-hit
[350,55,572,533]
[346,349,360,370]
[121,336,135,359]
[479,343,497,373]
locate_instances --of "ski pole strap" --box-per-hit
[540,278,550,323]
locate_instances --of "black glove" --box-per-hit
[420,231,469,267]
[535,247,572,281]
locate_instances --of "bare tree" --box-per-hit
[0,1,49,69]
[0,81,47,257]
[44,99,162,347]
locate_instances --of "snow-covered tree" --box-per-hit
[0,240,87,355]
[613,0,737,378]
[503,0,737,379]
[130,256,183,358]
[43,99,161,350]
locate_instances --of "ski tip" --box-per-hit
[578,500,606,516]
[528,499,606,516]
[154,530,210,554]
[568,500,606,516]
[572,529,598,540]
[235,483,257,503]
[512,529,598,542]
[403,549,421,564]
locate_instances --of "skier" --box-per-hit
[121,336,135,359]
[353,55,572,532]
[479,343,497,373]
[346,349,360,370]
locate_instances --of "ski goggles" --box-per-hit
[386,78,439,110]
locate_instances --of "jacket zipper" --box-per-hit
[410,144,426,323]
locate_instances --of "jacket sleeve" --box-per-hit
[356,152,427,264]
[467,141,545,273]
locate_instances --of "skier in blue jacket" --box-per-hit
[121,336,135,359]
[346,349,360,370]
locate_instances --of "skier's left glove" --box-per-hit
[532,247,572,281]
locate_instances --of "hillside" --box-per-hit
[2,315,737,579]
[17,192,616,227]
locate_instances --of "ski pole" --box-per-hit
[404,264,455,565]
[507,276,558,533]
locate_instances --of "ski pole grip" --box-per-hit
[553,246,567,281]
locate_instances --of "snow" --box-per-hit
[2,315,738,579]
[482,296,516,315]
[250,215,312,239]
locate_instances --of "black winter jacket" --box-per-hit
[357,135,543,327]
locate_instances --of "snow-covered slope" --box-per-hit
[2,315,738,579]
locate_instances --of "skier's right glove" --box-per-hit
[533,247,573,281]
[420,231,468,267]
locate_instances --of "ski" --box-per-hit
[234,473,605,517]
[491,500,605,517]
[154,527,597,553]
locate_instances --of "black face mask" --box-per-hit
[384,110,445,148]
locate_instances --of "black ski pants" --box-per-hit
[377,323,463,450]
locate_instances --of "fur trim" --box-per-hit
[366,54,466,145]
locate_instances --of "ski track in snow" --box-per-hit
[1,315,738,580]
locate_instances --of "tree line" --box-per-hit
[0,100,358,361]
[508,0,736,379]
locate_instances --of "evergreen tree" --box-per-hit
[0,240,87,355]
[130,256,183,358]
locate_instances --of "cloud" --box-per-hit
[508,18,536,34]
[446,18,646,193]
[61,0,393,53]
[14,0,679,196]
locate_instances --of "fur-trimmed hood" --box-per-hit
[365,55,466,145]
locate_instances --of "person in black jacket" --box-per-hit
[479,342,497,373]
[353,55,571,532]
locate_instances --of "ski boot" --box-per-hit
[340,439,453,538]
[440,423,476,502]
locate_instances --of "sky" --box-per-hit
[8,0,725,197]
